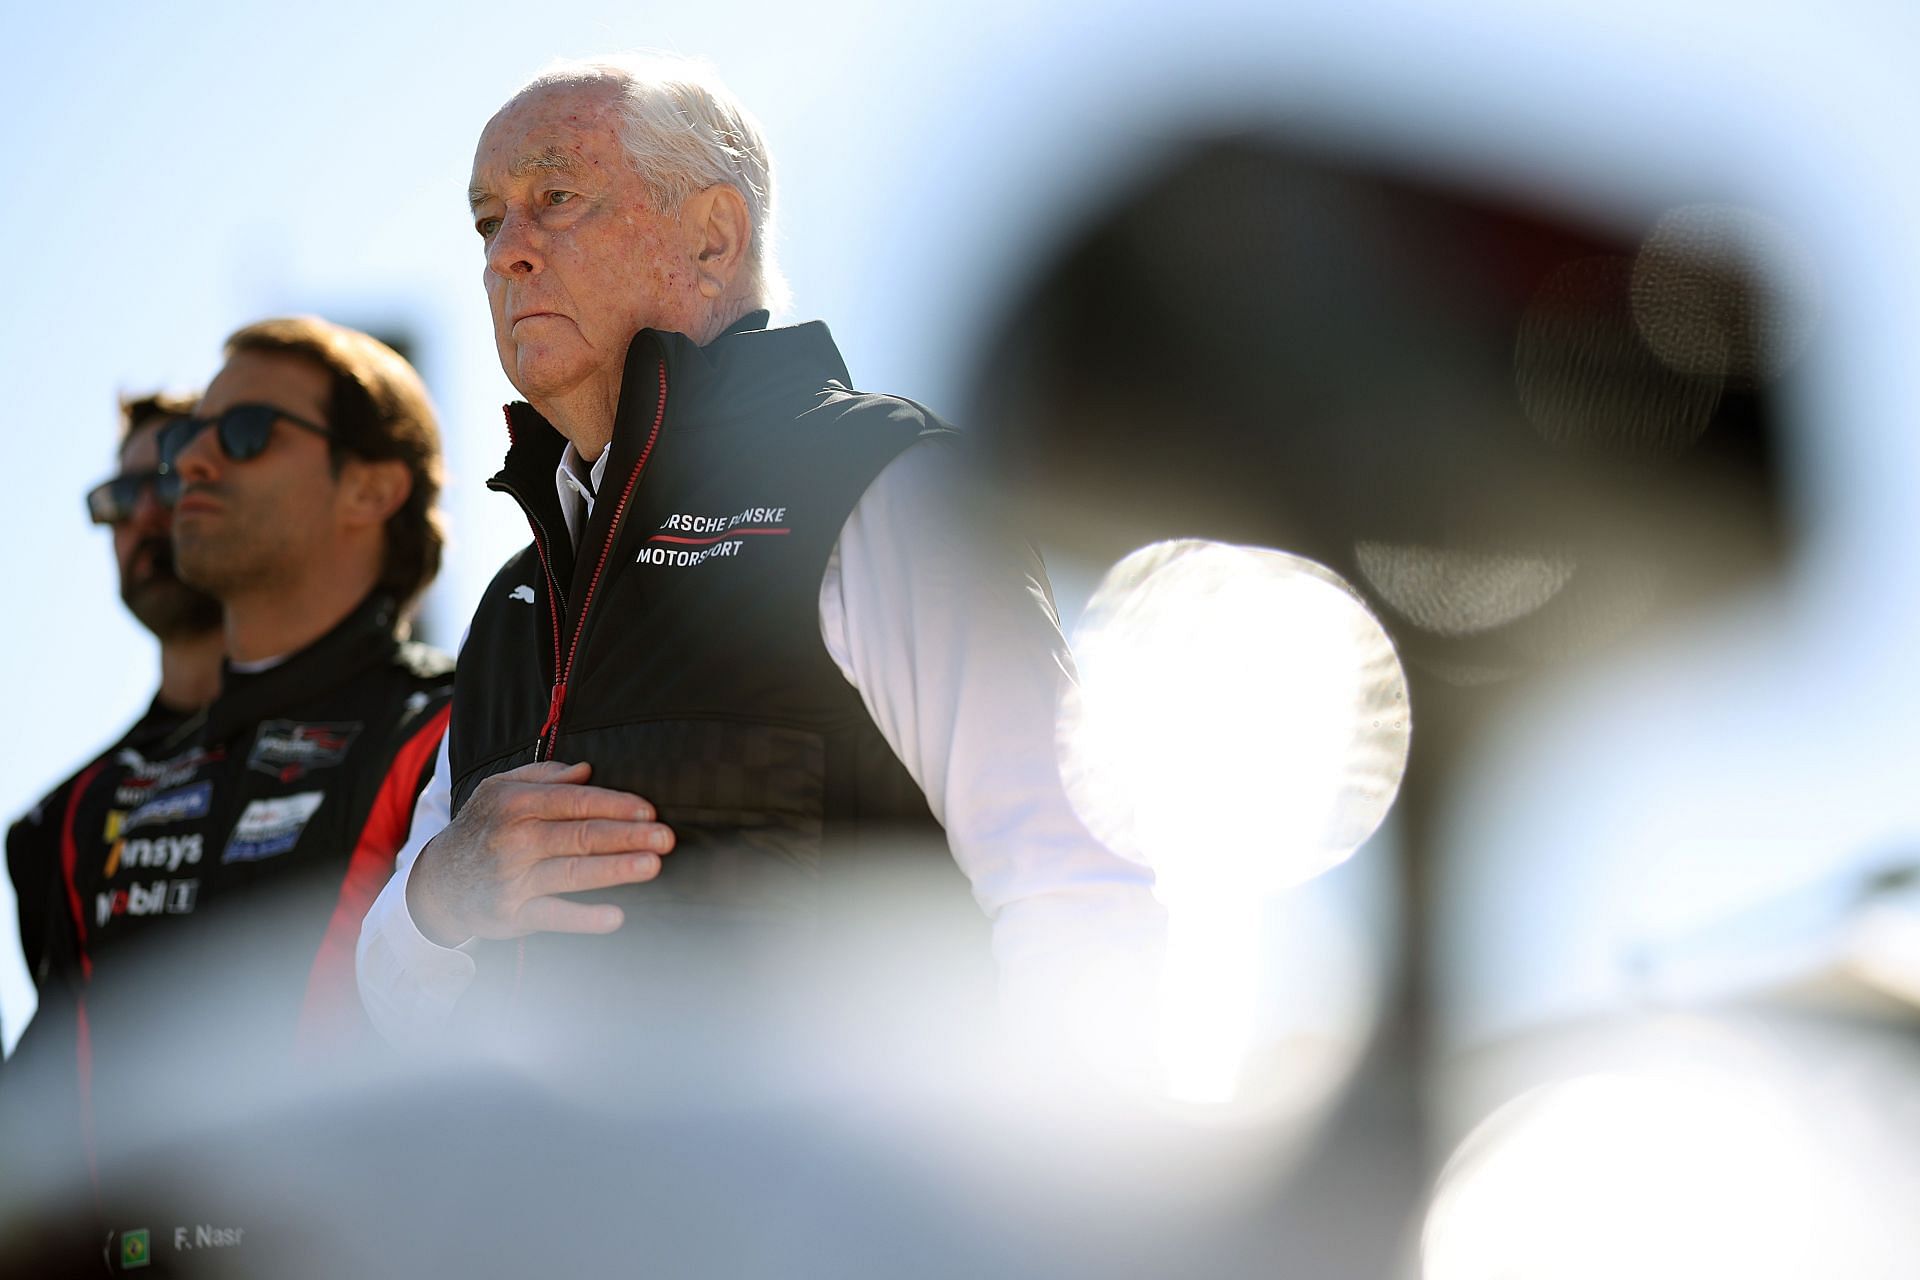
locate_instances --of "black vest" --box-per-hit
[448,321,962,1017]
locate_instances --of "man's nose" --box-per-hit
[170,421,223,483]
[486,211,543,278]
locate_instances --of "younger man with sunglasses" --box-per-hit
[4,392,222,1059]
[3,318,455,1227]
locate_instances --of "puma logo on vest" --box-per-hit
[509,585,536,604]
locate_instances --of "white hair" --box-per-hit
[515,52,790,318]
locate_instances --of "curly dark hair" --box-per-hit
[118,389,200,440]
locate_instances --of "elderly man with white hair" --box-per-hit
[356,53,1160,1063]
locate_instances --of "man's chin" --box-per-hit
[505,343,595,404]
[124,579,223,641]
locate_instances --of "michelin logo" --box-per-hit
[223,792,325,863]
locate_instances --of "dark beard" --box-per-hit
[122,537,223,640]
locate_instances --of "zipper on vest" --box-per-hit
[525,522,567,759]
[490,409,570,758]
[530,356,670,762]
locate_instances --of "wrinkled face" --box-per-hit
[170,350,343,599]
[113,421,221,639]
[469,81,707,408]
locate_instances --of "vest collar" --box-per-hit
[496,314,853,472]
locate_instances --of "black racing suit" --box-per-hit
[1,592,452,1209]
[5,695,194,1052]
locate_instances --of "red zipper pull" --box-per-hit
[538,681,568,742]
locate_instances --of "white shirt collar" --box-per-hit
[554,440,612,548]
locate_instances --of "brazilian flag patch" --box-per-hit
[120,1227,151,1269]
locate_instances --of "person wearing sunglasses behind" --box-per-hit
[3,392,223,1065]
[1,318,455,1246]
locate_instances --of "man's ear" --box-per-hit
[685,182,752,300]
[337,457,412,529]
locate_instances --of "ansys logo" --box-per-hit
[118,1226,151,1269]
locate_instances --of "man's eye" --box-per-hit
[547,190,575,207]
[476,216,501,237]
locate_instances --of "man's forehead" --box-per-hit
[510,146,579,175]
[476,82,619,154]
[468,82,627,208]
[121,421,164,467]
[200,349,331,417]
[469,144,582,203]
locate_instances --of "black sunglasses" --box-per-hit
[86,469,183,525]
[158,403,332,470]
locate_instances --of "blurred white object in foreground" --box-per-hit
[1424,1014,1920,1280]
[1060,540,1410,1102]
[1426,1070,1818,1280]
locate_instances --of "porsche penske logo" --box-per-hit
[637,506,791,568]
[246,721,362,782]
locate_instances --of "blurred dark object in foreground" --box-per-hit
[971,134,1791,687]
[965,131,1802,1276]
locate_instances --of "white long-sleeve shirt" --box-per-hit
[356,436,1163,1048]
